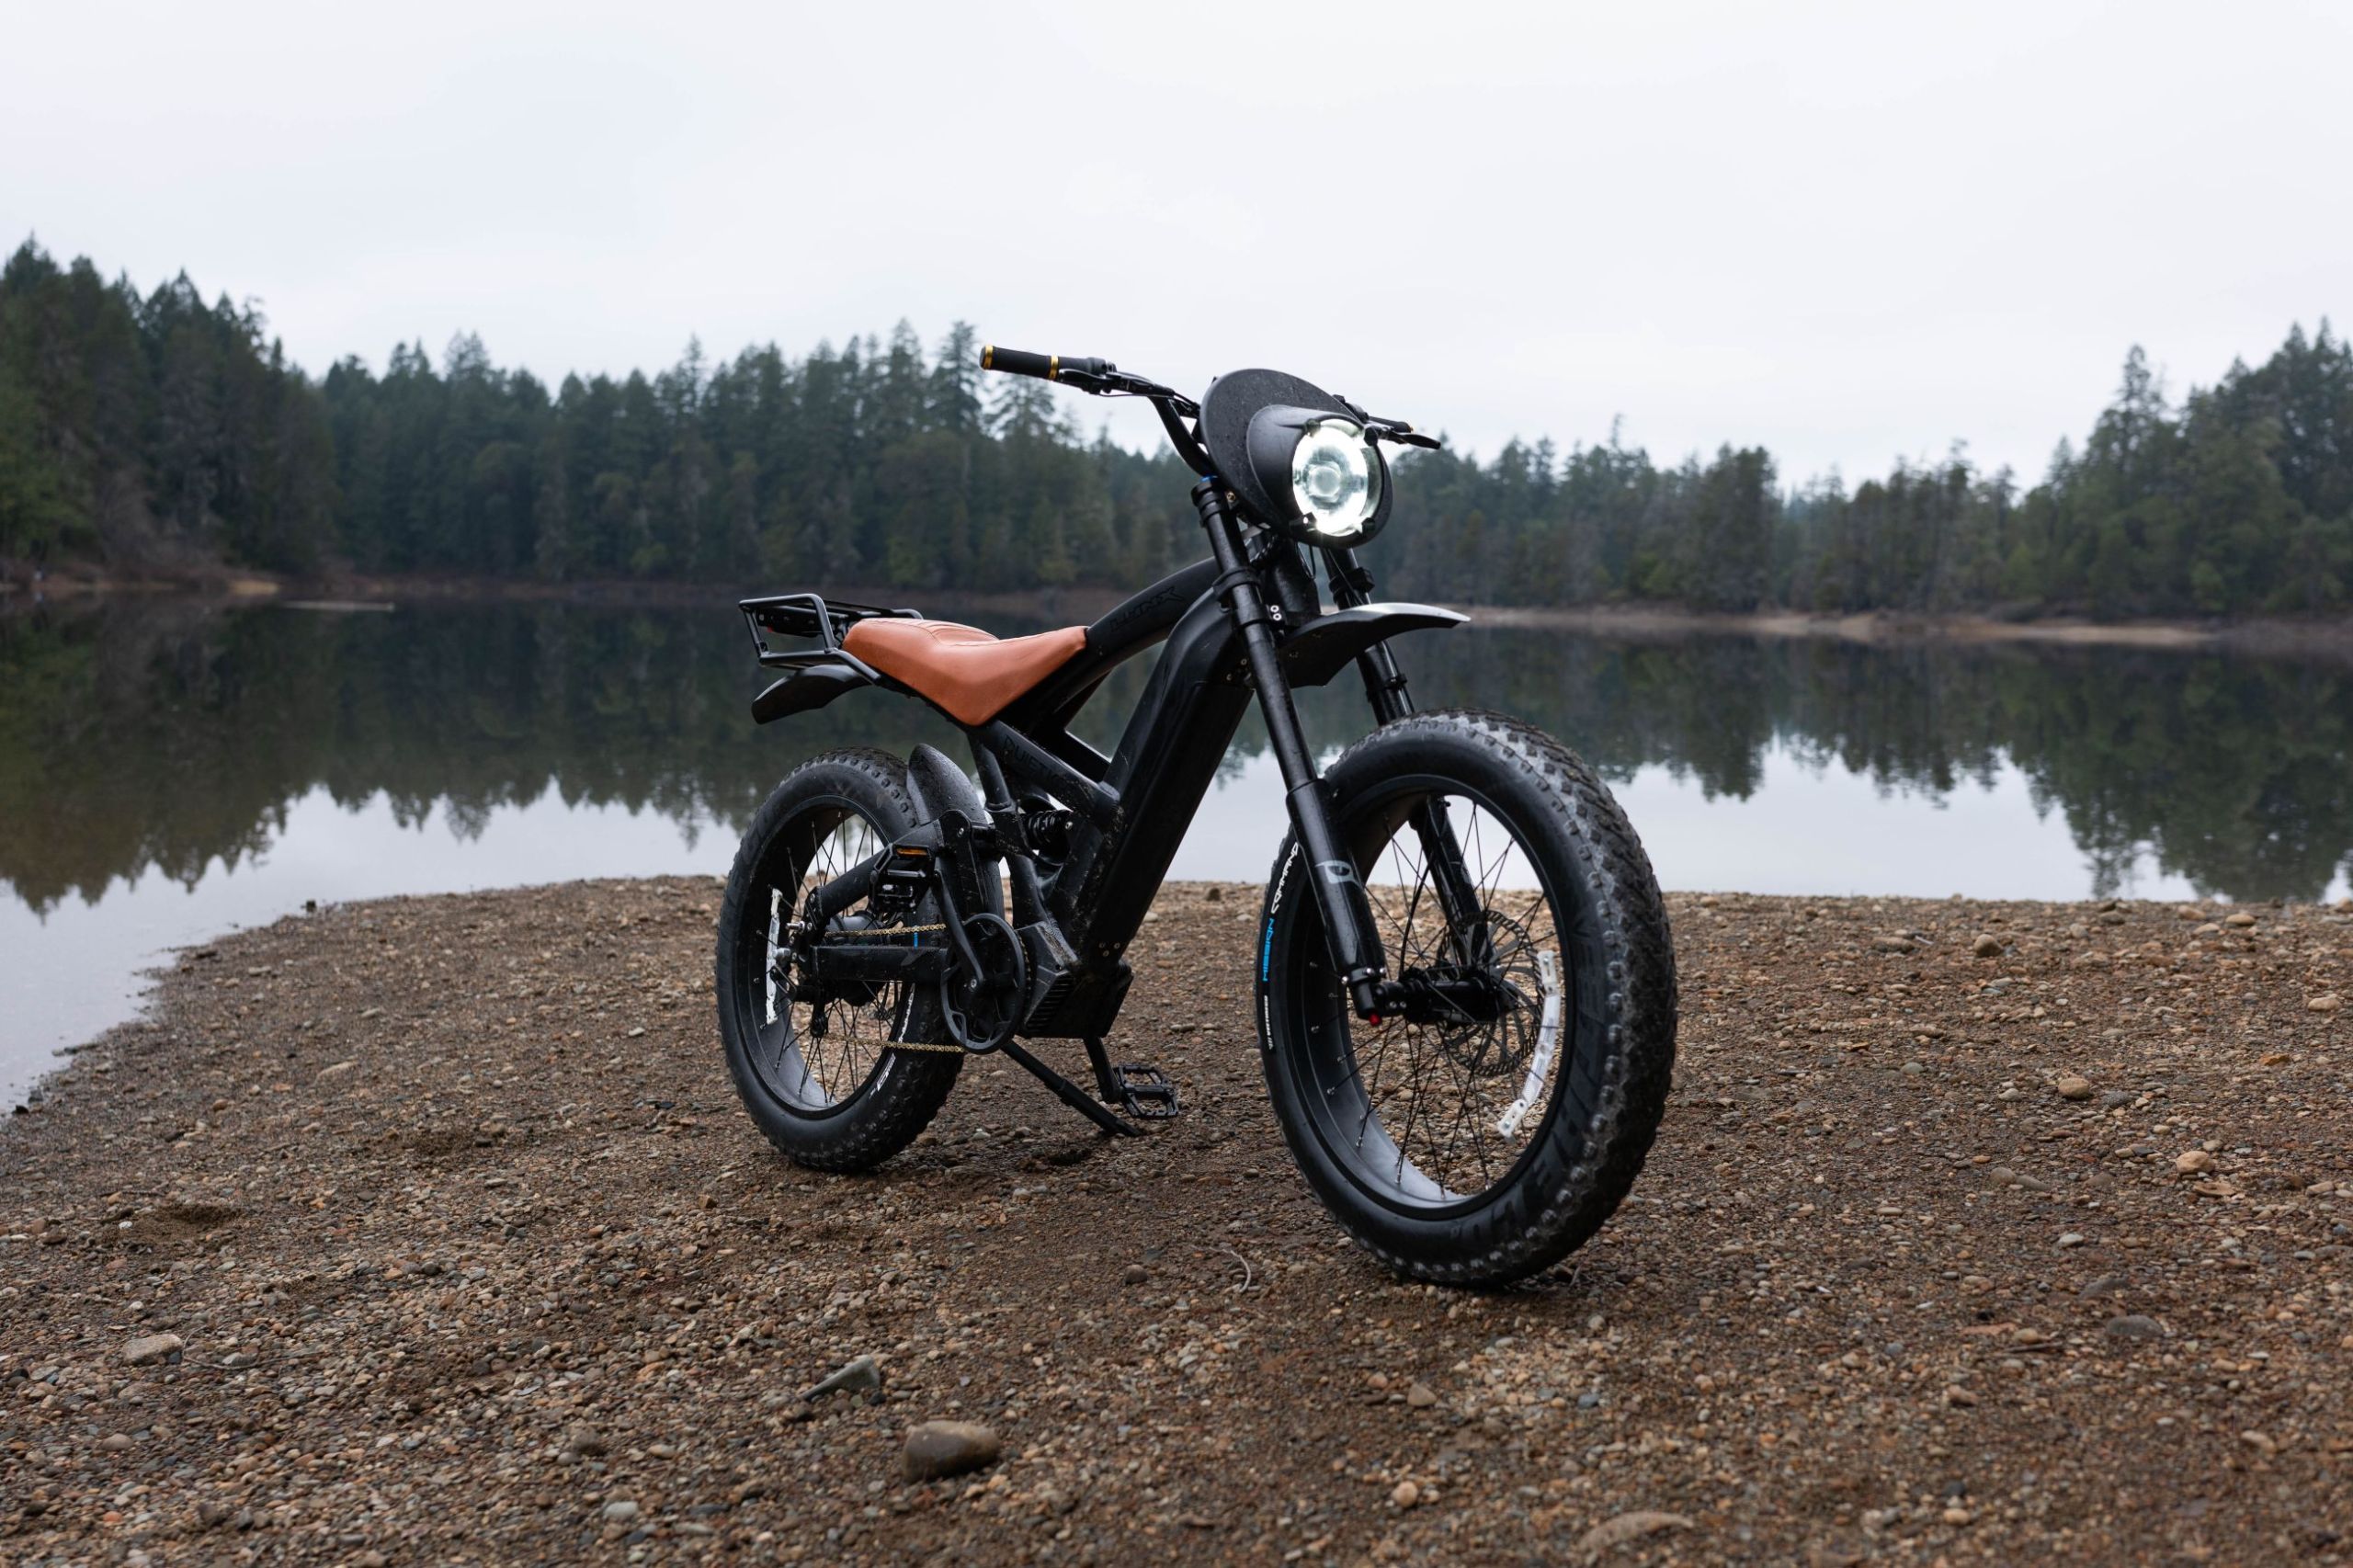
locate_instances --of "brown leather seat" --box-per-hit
[841,619,1089,727]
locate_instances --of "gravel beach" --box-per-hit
[5,880,2352,1564]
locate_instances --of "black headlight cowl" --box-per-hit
[1199,368,1395,550]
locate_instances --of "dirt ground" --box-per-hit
[5,880,2352,1565]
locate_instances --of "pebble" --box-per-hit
[2105,1314,2164,1340]
[2057,1233,2086,1248]
[2175,1150,2217,1176]
[601,1499,640,1523]
[1391,1480,1421,1508]
[97,1434,132,1452]
[803,1354,883,1402]
[2224,911,2257,927]
[902,1420,1001,1482]
[1576,1511,1692,1554]
[1972,934,2004,958]
[2054,1075,2094,1101]
[2309,994,2344,1014]
[1405,1381,1438,1408]
[122,1333,183,1366]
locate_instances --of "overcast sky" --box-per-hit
[5,1,2347,484]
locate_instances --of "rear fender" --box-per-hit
[750,659,871,724]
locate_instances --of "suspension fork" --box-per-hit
[1324,547,1494,965]
[1197,483,1386,1016]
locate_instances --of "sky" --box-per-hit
[4,0,2348,484]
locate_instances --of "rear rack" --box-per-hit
[738,593,923,668]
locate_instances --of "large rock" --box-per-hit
[902,1420,1001,1482]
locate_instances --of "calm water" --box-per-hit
[5,597,2350,1103]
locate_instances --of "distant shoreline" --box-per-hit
[8,565,2352,653]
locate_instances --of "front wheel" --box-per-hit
[1256,710,1677,1286]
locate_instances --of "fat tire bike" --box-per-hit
[717,347,1677,1286]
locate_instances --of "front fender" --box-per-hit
[1279,603,1466,687]
[751,659,870,724]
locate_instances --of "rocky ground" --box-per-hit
[4,881,2352,1565]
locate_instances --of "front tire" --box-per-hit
[716,748,961,1172]
[1256,710,1677,1286]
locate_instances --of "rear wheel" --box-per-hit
[715,749,961,1171]
[1256,710,1677,1286]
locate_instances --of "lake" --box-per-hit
[5,594,2350,1103]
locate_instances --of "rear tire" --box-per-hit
[1256,710,1677,1286]
[716,748,961,1172]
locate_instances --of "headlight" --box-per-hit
[1290,419,1382,541]
[1241,403,1393,548]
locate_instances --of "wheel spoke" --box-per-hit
[1301,787,1571,1208]
[739,804,902,1113]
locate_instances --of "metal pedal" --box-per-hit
[1108,1062,1180,1120]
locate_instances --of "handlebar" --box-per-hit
[980,345,1110,384]
[972,342,1210,477]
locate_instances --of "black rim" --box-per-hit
[1283,775,1598,1217]
[732,795,908,1117]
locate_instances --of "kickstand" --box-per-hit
[1000,1040,1142,1138]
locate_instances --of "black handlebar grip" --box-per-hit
[980,346,1110,382]
[981,345,1054,380]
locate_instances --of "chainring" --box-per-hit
[938,911,1028,1053]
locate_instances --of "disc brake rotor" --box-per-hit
[1436,911,1544,1079]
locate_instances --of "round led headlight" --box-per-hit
[1290,418,1382,541]
[1241,403,1393,548]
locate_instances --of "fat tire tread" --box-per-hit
[1257,710,1677,1287]
[716,747,961,1174]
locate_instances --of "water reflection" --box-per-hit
[4,597,2349,1096]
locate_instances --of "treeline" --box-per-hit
[0,244,333,572]
[4,237,2350,617]
[1388,335,2353,616]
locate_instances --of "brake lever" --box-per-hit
[1335,394,1438,449]
[1367,420,1440,450]
[1058,365,1199,417]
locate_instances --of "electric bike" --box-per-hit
[716,347,1677,1286]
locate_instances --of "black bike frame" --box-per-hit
[740,486,1465,1038]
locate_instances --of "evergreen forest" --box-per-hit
[4,238,2349,618]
